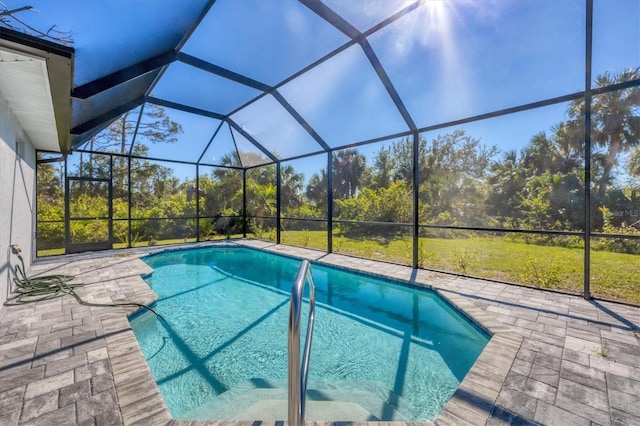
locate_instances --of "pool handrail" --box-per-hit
[288,260,316,426]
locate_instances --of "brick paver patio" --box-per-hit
[0,239,638,425]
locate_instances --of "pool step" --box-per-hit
[183,379,410,421]
[214,390,379,421]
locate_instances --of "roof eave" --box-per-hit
[0,27,74,154]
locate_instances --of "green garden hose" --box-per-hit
[6,245,164,321]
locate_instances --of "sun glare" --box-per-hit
[416,0,455,48]
[405,0,474,118]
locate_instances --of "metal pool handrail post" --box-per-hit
[288,260,316,426]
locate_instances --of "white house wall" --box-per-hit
[0,95,35,310]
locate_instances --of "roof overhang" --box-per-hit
[0,27,74,153]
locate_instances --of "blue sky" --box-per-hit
[5,0,639,184]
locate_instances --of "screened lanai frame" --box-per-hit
[31,0,640,304]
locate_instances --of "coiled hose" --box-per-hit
[6,245,164,321]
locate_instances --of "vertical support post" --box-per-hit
[64,158,70,254]
[127,155,132,248]
[108,155,113,248]
[195,164,200,242]
[583,0,593,300]
[35,152,40,254]
[412,132,420,269]
[242,168,247,238]
[276,162,281,244]
[327,151,334,253]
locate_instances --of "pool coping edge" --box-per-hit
[108,240,522,425]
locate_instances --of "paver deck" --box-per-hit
[0,239,638,425]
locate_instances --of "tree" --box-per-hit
[569,68,640,203]
[280,164,304,214]
[332,149,367,199]
[36,155,63,201]
[201,153,244,218]
[368,137,418,189]
[36,156,65,250]
[628,147,640,177]
[0,4,73,45]
[388,137,418,186]
[369,146,393,190]
[419,130,497,226]
[245,163,277,231]
[487,125,585,231]
[80,105,183,199]
[487,150,525,223]
[305,170,328,211]
[303,150,366,217]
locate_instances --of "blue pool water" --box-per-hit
[130,246,489,421]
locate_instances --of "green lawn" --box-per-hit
[36,230,640,303]
[281,230,640,303]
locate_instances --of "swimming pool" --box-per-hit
[130,246,489,421]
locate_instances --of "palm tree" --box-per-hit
[203,153,243,215]
[487,150,524,222]
[332,149,367,199]
[570,67,640,203]
[280,164,304,212]
[305,170,327,210]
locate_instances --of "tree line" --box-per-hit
[37,68,640,253]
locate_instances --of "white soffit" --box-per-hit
[0,47,59,151]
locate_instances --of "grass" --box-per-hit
[281,230,640,303]
[36,230,640,303]
[593,341,609,358]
